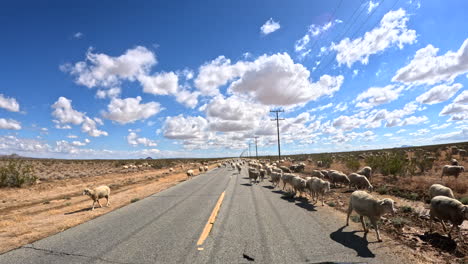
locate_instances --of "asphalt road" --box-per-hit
[0,165,407,264]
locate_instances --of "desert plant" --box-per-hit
[345,158,360,172]
[0,161,37,188]
[400,205,413,213]
[460,197,468,205]
[391,217,409,228]
[327,201,336,207]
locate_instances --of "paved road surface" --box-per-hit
[0,165,407,263]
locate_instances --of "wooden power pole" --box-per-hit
[270,109,284,162]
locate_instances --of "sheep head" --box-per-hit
[462,206,468,220]
[83,188,92,196]
[379,198,396,216]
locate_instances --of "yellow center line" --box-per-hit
[196,191,226,246]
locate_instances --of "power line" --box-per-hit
[254,136,259,160]
[270,109,285,162]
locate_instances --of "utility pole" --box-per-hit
[270,109,284,162]
[248,142,252,158]
[254,136,259,160]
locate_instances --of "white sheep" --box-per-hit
[441,165,465,179]
[199,166,204,173]
[83,185,111,211]
[357,166,372,181]
[279,166,292,173]
[429,196,468,241]
[346,190,396,242]
[281,173,295,192]
[429,184,454,199]
[348,173,373,192]
[169,167,174,173]
[186,169,194,179]
[270,171,282,188]
[451,159,459,166]
[204,166,208,172]
[310,178,331,206]
[248,168,259,184]
[291,176,307,197]
[329,171,350,187]
[311,170,325,179]
[259,169,266,182]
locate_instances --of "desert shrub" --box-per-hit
[460,197,468,205]
[327,201,336,207]
[0,161,37,188]
[131,198,140,203]
[345,158,360,172]
[376,185,389,195]
[316,154,333,168]
[365,153,407,176]
[400,205,413,213]
[65,202,71,206]
[391,217,409,228]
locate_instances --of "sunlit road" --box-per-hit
[0,165,407,264]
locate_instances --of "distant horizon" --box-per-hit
[0,0,467,159]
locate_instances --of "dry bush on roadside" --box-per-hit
[0,161,36,188]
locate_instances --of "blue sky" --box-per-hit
[0,0,467,159]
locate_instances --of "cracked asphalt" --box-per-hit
[0,165,409,263]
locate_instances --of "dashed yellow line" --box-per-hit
[196,191,226,246]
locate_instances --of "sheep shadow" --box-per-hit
[65,207,93,215]
[329,226,375,258]
[417,232,461,255]
[240,183,253,186]
[342,189,355,193]
[262,185,275,190]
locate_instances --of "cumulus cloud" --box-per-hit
[194,56,249,96]
[432,128,468,142]
[331,9,416,67]
[0,118,21,130]
[139,71,179,95]
[368,1,380,13]
[229,53,344,106]
[393,39,468,85]
[163,115,208,140]
[73,32,84,39]
[51,97,85,125]
[102,97,161,125]
[81,117,108,137]
[71,138,90,146]
[96,87,121,99]
[63,46,156,88]
[175,89,200,109]
[453,90,468,104]
[295,19,342,56]
[440,103,468,121]
[0,94,20,112]
[260,18,281,35]
[409,128,430,136]
[416,83,463,105]
[355,85,403,109]
[127,132,157,147]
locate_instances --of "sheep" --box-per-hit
[316,161,323,167]
[451,159,459,166]
[441,165,465,179]
[291,176,307,197]
[259,169,266,182]
[356,166,372,181]
[281,173,295,191]
[236,164,242,174]
[348,173,373,192]
[279,166,292,173]
[311,170,325,179]
[248,168,259,184]
[186,169,194,179]
[290,163,305,173]
[308,177,331,206]
[83,185,111,211]
[199,166,203,173]
[429,184,455,199]
[270,171,282,188]
[169,167,174,173]
[329,171,350,187]
[346,191,396,242]
[122,165,129,169]
[459,149,467,159]
[204,166,209,172]
[429,196,468,241]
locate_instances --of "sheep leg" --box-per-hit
[105,196,110,207]
[97,199,103,208]
[370,218,382,242]
[91,201,95,211]
[447,223,457,238]
[321,193,325,206]
[346,206,353,226]
[440,220,448,232]
[360,216,368,234]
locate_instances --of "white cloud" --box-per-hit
[409,128,429,136]
[309,103,333,112]
[139,71,179,95]
[260,18,281,35]
[81,117,108,137]
[333,102,348,112]
[175,89,200,109]
[73,32,84,39]
[163,115,208,140]
[64,46,156,88]
[440,103,468,120]
[416,83,462,105]
[393,39,468,85]
[229,53,344,106]
[96,87,121,99]
[0,118,21,130]
[295,19,342,56]
[51,97,85,125]
[454,90,468,104]
[384,133,393,136]
[0,94,20,112]
[401,115,428,126]
[71,138,90,146]
[331,9,416,67]
[67,134,78,139]
[332,115,366,131]
[355,85,403,109]
[127,132,157,147]
[102,96,161,124]
[368,1,380,13]
[432,128,468,142]
[194,56,249,96]
[396,129,406,133]
[430,123,450,130]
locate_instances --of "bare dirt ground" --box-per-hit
[0,163,213,254]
